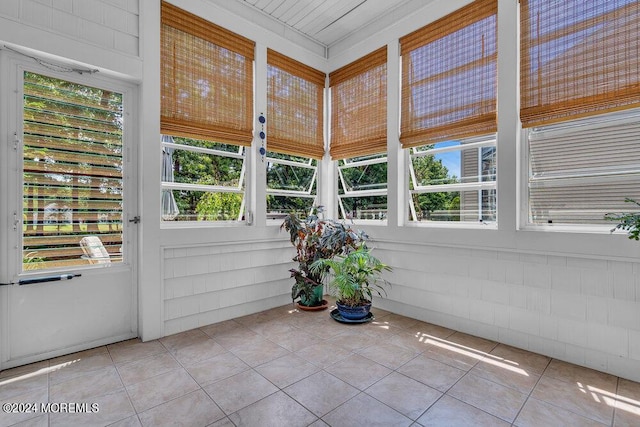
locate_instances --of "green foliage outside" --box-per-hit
[606,198,640,240]
[411,152,460,221]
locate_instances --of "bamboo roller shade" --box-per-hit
[267,49,326,159]
[329,46,387,160]
[399,0,497,148]
[161,1,255,146]
[520,0,640,127]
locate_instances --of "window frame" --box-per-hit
[407,134,497,226]
[160,137,247,224]
[265,153,318,222]
[521,108,640,232]
[336,153,388,223]
[3,54,138,278]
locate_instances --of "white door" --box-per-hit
[0,56,138,369]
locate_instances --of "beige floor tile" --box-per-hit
[406,321,456,340]
[49,352,114,385]
[184,351,249,386]
[487,344,551,375]
[284,371,359,417]
[48,347,109,366]
[326,329,376,352]
[209,416,235,427]
[266,328,322,352]
[170,338,226,366]
[382,313,421,330]
[397,354,465,392]
[204,369,278,415]
[514,396,608,427]
[324,354,392,390]
[228,391,317,427]
[138,390,224,427]
[0,368,48,401]
[447,372,528,422]
[49,388,135,427]
[614,378,640,427]
[366,372,441,420]
[295,342,352,369]
[357,342,418,370]
[323,392,412,427]
[421,335,486,372]
[532,375,615,425]
[543,359,618,391]
[445,332,498,353]
[107,340,166,365]
[0,387,48,427]
[108,415,142,427]
[200,319,245,338]
[235,308,288,327]
[470,357,541,394]
[125,368,199,413]
[417,395,510,427]
[159,328,210,354]
[0,361,49,380]
[116,352,181,387]
[387,330,433,353]
[229,337,290,367]
[9,413,49,427]
[246,318,299,337]
[50,366,123,402]
[255,353,319,389]
[208,327,261,350]
[360,319,404,339]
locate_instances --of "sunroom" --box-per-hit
[0,0,639,425]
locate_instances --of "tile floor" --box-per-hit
[1,299,640,426]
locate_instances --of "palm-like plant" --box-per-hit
[311,246,391,307]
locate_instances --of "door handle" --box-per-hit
[129,216,141,224]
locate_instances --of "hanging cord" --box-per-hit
[2,45,99,75]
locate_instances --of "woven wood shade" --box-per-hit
[267,49,325,159]
[520,0,640,128]
[400,0,497,149]
[161,1,255,146]
[329,46,387,160]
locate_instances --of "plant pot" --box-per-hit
[299,284,324,307]
[336,301,372,320]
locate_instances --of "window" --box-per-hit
[330,47,387,220]
[161,136,245,222]
[266,50,324,219]
[408,135,496,222]
[400,0,497,225]
[337,154,387,221]
[266,153,317,219]
[22,71,125,270]
[521,0,640,226]
[160,2,254,223]
[526,110,640,225]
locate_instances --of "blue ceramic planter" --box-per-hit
[336,301,372,320]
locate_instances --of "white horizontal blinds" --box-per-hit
[23,71,124,270]
[400,0,497,148]
[267,49,325,159]
[520,0,640,127]
[528,112,640,224]
[161,1,255,146]
[329,46,387,160]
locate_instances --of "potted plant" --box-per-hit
[311,246,391,320]
[281,208,366,309]
[606,198,640,240]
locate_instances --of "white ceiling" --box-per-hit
[222,0,419,48]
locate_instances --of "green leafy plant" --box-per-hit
[281,208,366,306]
[311,246,391,307]
[605,198,640,240]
